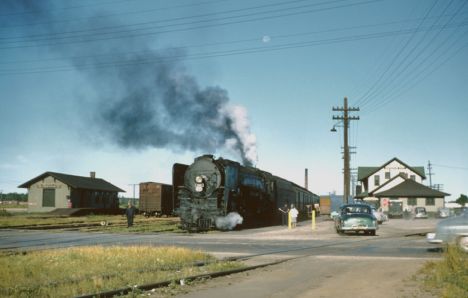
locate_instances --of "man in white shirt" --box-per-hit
[289,204,299,228]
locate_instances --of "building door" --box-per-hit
[42,188,56,207]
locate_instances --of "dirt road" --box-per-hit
[176,255,433,298]
[168,218,440,298]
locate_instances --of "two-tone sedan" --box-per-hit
[427,209,468,252]
[335,204,378,236]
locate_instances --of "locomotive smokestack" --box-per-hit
[305,168,308,190]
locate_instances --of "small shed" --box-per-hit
[18,172,125,212]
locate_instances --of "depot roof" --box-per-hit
[18,172,125,192]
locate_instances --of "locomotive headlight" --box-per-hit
[195,184,203,192]
[195,176,203,183]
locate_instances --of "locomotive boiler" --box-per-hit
[174,154,318,231]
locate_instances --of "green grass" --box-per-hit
[416,245,468,297]
[0,246,244,298]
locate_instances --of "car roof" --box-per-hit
[341,204,371,208]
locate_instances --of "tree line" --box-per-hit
[0,192,27,202]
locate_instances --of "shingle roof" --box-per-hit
[357,157,426,181]
[374,179,449,198]
[357,167,378,181]
[18,172,125,192]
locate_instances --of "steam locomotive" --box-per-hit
[173,154,318,231]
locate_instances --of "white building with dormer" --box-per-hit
[355,158,449,214]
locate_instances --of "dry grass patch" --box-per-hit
[416,245,468,297]
[0,246,243,298]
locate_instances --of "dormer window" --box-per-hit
[385,172,390,179]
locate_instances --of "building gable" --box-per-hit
[357,157,426,182]
[371,174,406,195]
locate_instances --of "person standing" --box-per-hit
[278,204,289,226]
[289,204,299,228]
[126,201,136,228]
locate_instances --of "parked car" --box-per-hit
[437,207,451,218]
[330,210,340,220]
[427,209,468,252]
[335,204,378,236]
[388,200,404,218]
[414,207,428,219]
[371,207,388,224]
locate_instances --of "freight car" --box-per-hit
[174,154,319,231]
[139,182,173,216]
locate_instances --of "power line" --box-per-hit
[4,11,466,66]
[4,9,468,66]
[359,0,466,112]
[0,0,302,33]
[352,0,441,108]
[432,164,468,170]
[0,0,381,49]
[1,0,231,28]
[363,23,468,115]
[0,0,131,17]
[348,0,424,103]
[2,20,467,76]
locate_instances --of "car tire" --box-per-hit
[370,230,376,236]
[457,236,468,253]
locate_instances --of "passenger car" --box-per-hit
[427,210,468,252]
[414,207,428,219]
[335,204,378,235]
[371,207,388,224]
[437,207,451,218]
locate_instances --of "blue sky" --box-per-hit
[1,0,467,200]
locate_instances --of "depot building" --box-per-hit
[19,171,124,213]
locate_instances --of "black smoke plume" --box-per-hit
[1,0,258,166]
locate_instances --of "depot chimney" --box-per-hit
[90,171,96,179]
[305,168,308,189]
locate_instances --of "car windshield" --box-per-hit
[343,206,371,214]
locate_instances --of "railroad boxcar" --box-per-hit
[175,154,319,231]
[139,182,173,217]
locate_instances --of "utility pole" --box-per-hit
[427,161,433,188]
[332,97,359,204]
[128,184,139,204]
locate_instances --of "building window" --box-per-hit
[426,198,435,206]
[43,188,56,207]
[408,198,417,206]
[374,175,380,186]
[385,172,390,179]
[410,175,416,181]
[400,172,408,178]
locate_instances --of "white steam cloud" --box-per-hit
[222,105,258,166]
[215,212,244,230]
